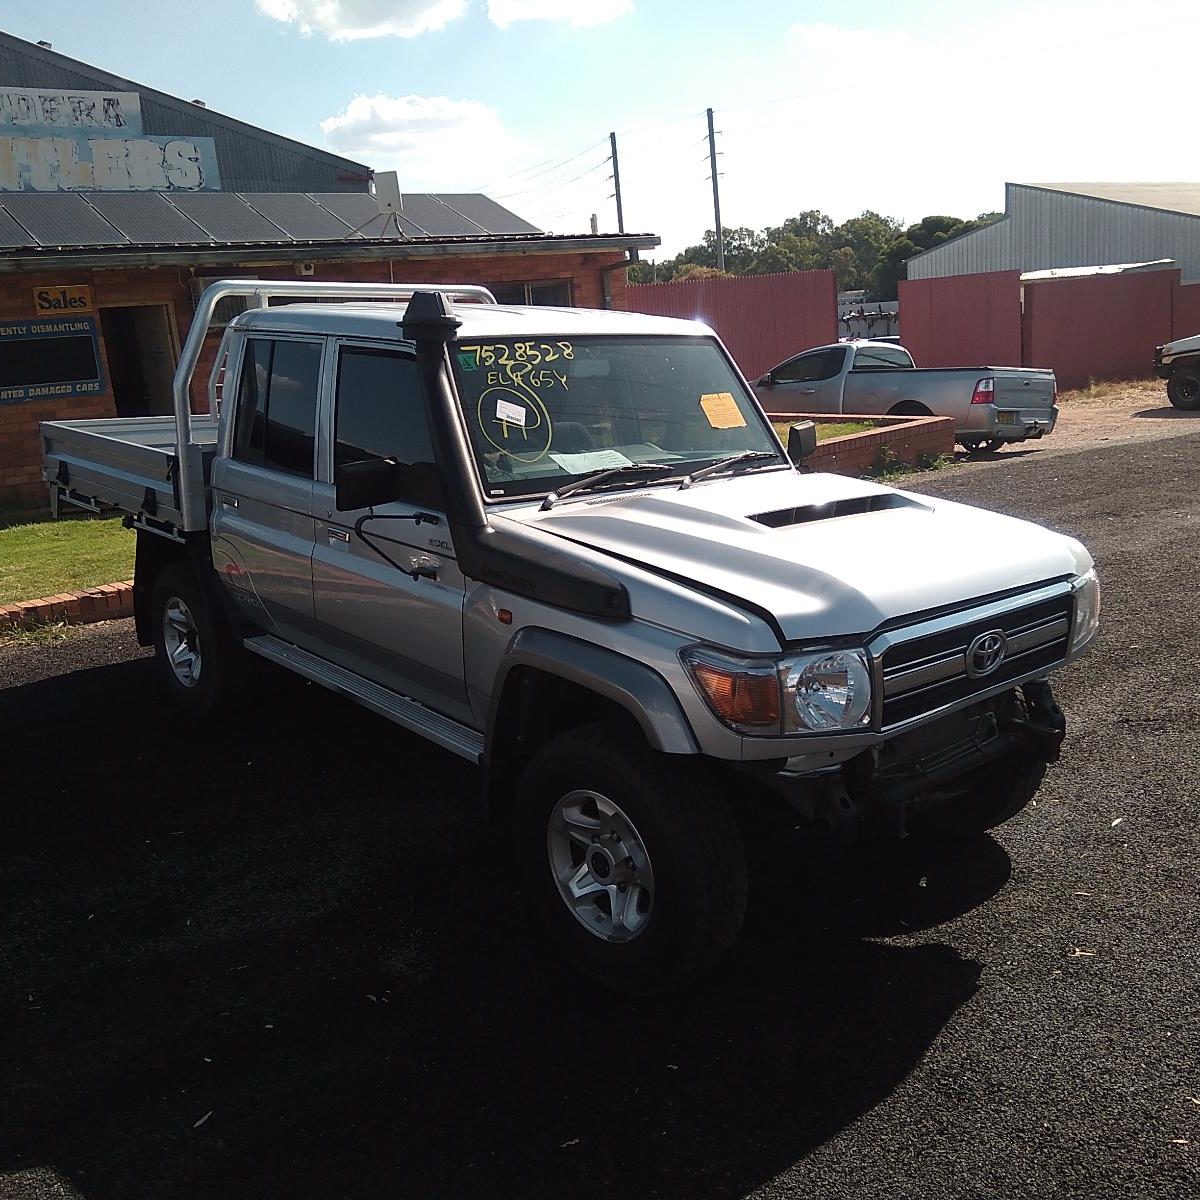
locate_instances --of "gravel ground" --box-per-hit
[1,428,1198,1200]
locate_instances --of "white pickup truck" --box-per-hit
[753,339,1058,454]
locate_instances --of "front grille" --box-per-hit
[879,591,1073,728]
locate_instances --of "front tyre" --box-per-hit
[516,722,748,995]
[151,561,251,718]
[1166,366,1200,410]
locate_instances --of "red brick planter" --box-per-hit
[767,412,955,477]
[0,580,133,632]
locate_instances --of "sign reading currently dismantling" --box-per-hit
[0,316,104,403]
[0,86,220,192]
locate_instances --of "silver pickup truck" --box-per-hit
[754,339,1058,454]
[40,281,1099,995]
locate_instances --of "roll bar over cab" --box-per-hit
[41,280,1100,995]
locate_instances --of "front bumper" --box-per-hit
[760,679,1066,838]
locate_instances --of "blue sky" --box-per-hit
[2,0,1196,255]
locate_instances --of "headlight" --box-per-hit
[681,645,873,736]
[783,648,873,732]
[1070,568,1101,652]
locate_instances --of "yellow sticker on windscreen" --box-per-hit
[699,392,747,429]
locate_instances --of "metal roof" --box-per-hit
[0,30,371,192]
[0,190,549,248]
[1025,182,1200,219]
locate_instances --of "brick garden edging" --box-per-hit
[767,412,956,477]
[0,580,133,632]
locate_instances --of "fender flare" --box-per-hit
[485,628,699,764]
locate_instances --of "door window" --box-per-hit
[334,348,444,509]
[232,338,321,477]
[773,347,847,384]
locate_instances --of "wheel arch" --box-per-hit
[484,629,699,819]
[888,400,933,417]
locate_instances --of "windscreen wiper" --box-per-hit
[679,450,780,489]
[540,463,673,511]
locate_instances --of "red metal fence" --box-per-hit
[626,271,838,381]
[898,272,1022,368]
[900,266,1200,391]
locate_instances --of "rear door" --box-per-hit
[310,340,470,721]
[210,334,322,640]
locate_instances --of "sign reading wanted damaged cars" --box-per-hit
[0,316,105,403]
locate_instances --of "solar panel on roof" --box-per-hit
[396,194,483,237]
[166,193,288,241]
[0,204,37,248]
[1,193,128,247]
[84,192,213,244]
[434,194,543,235]
[241,193,354,239]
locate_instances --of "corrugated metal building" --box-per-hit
[0,33,657,503]
[908,183,1200,283]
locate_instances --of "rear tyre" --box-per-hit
[961,437,1005,455]
[1166,366,1200,410]
[515,721,748,995]
[151,561,252,718]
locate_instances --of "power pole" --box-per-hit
[609,131,625,234]
[706,107,724,271]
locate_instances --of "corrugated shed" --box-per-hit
[0,31,371,192]
[909,184,1200,282]
[627,271,838,380]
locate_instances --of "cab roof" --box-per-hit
[232,301,714,342]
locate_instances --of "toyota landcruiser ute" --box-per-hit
[40,280,1100,995]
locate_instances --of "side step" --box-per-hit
[244,634,484,763]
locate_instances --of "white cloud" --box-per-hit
[486,0,633,29]
[256,0,632,38]
[255,0,466,40]
[320,93,528,190]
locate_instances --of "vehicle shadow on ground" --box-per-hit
[1133,405,1197,420]
[951,446,1041,464]
[0,656,1008,1200]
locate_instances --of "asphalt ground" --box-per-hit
[1,430,1198,1200]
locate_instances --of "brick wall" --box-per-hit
[766,412,955,477]
[0,249,630,507]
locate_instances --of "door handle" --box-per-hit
[327,527,351,543]
[799,388,817,395]
[220,495,239,509]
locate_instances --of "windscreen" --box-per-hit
[452,335,783,498]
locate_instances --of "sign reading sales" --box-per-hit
[33,285,93,315]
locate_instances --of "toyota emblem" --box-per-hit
[966,629,1008,677]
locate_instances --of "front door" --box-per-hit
[311,341,469,721]
[210,335,323,640]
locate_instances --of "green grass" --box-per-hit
[772,420,876,442]
[0,513,134,606]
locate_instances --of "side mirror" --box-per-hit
[786,420,817,465]
[335,457,402,511]
[757,372,774,387]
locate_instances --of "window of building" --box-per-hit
[334,347,443,509]
[488,280,573,306]
[232,338,320,477]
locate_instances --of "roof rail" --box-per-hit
[173,279,496,529]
